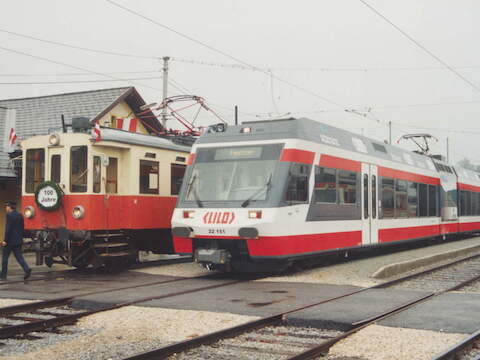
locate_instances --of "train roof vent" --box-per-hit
[372,143,387,153]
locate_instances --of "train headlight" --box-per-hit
[49,133,61,146]
[72,205,85,219]
[248,210,262,219]
[183,210,195,219]
[24,206,35,219]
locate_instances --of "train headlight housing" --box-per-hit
[48,133,61,146]
[24,206,35,219]
[72,205,85,219]
[183,210,195,219]
[248,210,262,219]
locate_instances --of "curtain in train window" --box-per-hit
[381,177,394,218]
[395,179,408,217]
[338,170,357,204]
[314,167,336,203]
[70,146,87,193]
[139,160,159,194]
[26,149,45,193]
[93,156,101,193]
[106,158,118,194]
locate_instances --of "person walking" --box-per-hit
[1,201,31,280]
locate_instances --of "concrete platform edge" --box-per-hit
[372,243,480,279]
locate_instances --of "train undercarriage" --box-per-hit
[31,228,174,269]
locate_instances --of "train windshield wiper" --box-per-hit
[241,174,272,208]
[186,174,203,208]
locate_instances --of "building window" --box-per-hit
[51,154,61,184]
[314,167,336,203]
[26,148,45,193]
[70,146,88,193]
[140,160,159,194]
[171,164,186,195]
[93,156,101,193]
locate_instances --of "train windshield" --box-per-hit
[185,144,283,202]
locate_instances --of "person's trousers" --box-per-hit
[1,245,30,277]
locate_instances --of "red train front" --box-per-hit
[22,124,190,268]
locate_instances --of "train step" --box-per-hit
[98,251,133,257]
[93,243,129,248]
[92,233,124,238]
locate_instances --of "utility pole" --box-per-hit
[388,121,392,144]
[446,137,450,163]
[161,56,170,129]
[234,105,238,125]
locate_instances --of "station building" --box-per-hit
[0,86,161,236]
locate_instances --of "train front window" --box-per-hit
[186,144,282,202]
[70,146,88,193]
[25,149,45,193]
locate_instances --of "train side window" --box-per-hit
[395,179,408,217]
[70,146,88,193]
[338,170,357,204]
[371,175,376,219]
[171,164,186,195]
[363,174,368,219]
[50,154,61,184]
[286,163,310,203]
[25,148,45,193]
[106,158,118,194]
[139,160,159,195]
[459,190,466,216]
[428,184,437,217]
[418,183,428,217]
[472,192,478,216]
[314,167,336,203]
[466,191,472,216]
[381,177,394,218]
[407,182,418,217]
[93,156,101,193]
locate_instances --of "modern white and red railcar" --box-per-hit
[172,117,479,271]
[21,122,190,268]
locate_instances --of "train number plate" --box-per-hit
[208,229,226,234]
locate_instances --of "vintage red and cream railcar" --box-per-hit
[171,117,479,272]
[21,122,190,268]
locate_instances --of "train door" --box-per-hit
[361,163,379,245]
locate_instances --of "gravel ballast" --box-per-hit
[1,306,258,360]
[327,324,465,360]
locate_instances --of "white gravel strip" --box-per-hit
[1,306,259,360]
[0,298,37,307]
[327,324,465,360]
[132,262,209,277]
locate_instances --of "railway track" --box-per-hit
[0,270,264,340]
[120,253,480,360]
[431,328,480,360]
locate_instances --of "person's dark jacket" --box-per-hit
[4,210,24,246]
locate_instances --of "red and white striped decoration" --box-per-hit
[92,122,101,142]
[116,118,138,132]
[8,127,17,147]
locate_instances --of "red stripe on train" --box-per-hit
[379,224,440,243]
[458,183,480,193]
[319,154,361,172]
[378,167,439,186]
[459,221,480,232]
[280,149,315,164]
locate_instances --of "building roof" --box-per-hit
[0,87,161,178]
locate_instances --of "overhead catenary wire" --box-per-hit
[358,0,480,94]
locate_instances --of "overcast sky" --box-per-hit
[1,0,480,164]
